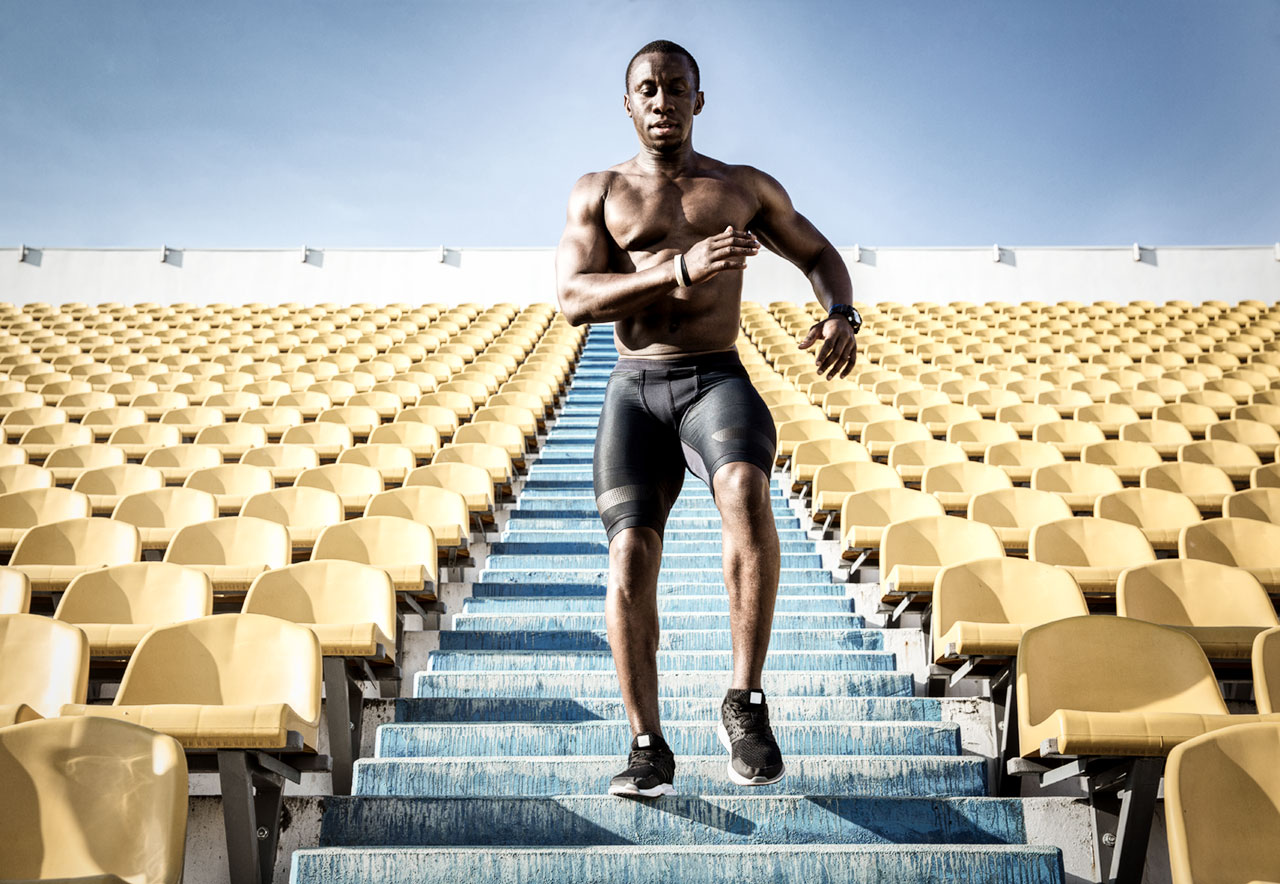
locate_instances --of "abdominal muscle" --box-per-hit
[612,272,744,359]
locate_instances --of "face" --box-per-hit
[624,52,703,152]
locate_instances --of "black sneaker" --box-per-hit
[608,731,676,798]
[718,688,785,786]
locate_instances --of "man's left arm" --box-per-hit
[747,169,858,379]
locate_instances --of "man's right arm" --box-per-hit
[554,173,758,326]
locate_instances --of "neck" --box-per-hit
[634,140,698,177]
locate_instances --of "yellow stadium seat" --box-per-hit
[240,485,344,560]
[933,556,1087,663]
[887,438,967,485]
[1032,419,1106,459]
[337,442,418,484]
[54,561,212,657]
[1256,627,1280,714]
[71,463,165,515]
[1164,721,1280,884]
[0,462,54,494]
[1079,439,1163,484]
[811,460,903,529]
[0,486,91,555]
[1029,516,1156,596]
[0,444,26,467]
[10,516,141,596]
[366,485,471,561]
[1141,461,1235,514]
[1093,487,1202,552]
[1017,615,1277,760]
[983,439,1065,483]
[239,442,321,484]
[112,486,220,555]
[880,515,1004,616]
[1154,401,1219,437]
[0,716,187,884]
[1117,559,1277,660]
[432,442,514,492]
[1180,518,1280,593]
[313,515,437,600]
[995,402,1060,437]
[105,421,182,459]
[789,437,870,490]
[183,463,276,516]
[0,567,31,614]
[141,442,224,484]
[838,403,902,438]
[454,420,528,469]
[406,461,495,529]
[921,460,1013,513]
[1222,487,1280,523]
[840,487,946,560]
[1178,439,1262,484]
[1251,461,1280,488]
[0,613,88,724]
[163,516,289,595]
[194,422,269,460]
[1207,418,1280,458]
[296,462,384,517]
[60,612,322,881]
[15,420,93,461]
[946,418,1019,459]
[1118,418,1193,458]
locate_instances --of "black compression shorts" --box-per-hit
[593,350,777,542]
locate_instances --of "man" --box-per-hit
[555,39,860,798]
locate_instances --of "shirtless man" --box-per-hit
[555,39,860,798]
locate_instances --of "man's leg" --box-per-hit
[605,525,664,737]
[712,461,780,689]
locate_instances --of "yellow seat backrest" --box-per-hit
[164,516,289,568]
[115,612,320,722]
[432,442,513,481]
[337,443,418,473]
[0,716,187,883]
[142,443,224,470]
[1030,516,1156,567]
[313,516,437,578]
[240,443,321,471]
[297,462,384,497]
[983,440,1065,469]
[1117,559,1277,629]
[0,613,89,717]
[184,463,275,496]
[0,568,30,614]
[1094,488,1202,531]
[814,461,903,497]
[11,517,140,567]
[887,439,967,471]
[880,515,1003,570]
[1180,517,1280,569]
[405,462,495,510]
[244,560,396,654]
[934,557,1087,636]
[56,561,212,627]
[1030,461,1124,495]
[921,460,1012,495]
[842,488,945,532]
[71,463,165,497]
[112,486,219,530]
[1223,487,1280,523]
[1019,616,1227,730]
[1165,721,1280,884]
[365,486,468,537]
[0,487,91,529]
[1255,627,1280,714]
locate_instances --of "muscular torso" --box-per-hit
[600,157,761,357]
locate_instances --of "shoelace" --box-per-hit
[722,701,777,745]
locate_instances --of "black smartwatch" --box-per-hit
[827,304,862,334]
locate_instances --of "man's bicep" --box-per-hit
[556,177,611,286]
[749,169,831,272]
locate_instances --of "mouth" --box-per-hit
[650,120,679,135]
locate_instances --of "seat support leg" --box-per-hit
[323,656,364,796]
[217,749,289,884]
[1105,756,1163,884]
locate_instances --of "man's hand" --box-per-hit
[799,316,858,379]
[683,226,760,284]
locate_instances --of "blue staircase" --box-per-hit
[291,325,1065,883]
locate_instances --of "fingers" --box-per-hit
[798,323,820,349]
[811,324,858,379]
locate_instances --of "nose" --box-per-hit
[652,88,673,113]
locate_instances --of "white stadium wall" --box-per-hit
[0,244,1276,307]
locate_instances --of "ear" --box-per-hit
[693,91,705,115]
[624,94,633,118]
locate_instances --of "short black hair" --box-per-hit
[626,40,700,92]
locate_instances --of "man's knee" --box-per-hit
[713,462,771,513]
[609,526,662,568]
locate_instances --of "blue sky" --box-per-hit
[1,1,1277,248]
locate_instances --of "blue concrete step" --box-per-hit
[413,670,914,699]
[293,844,1064,884]
[475,568,835,585]
[452,612,865,630]
[502,516,805,531]
[460,595,856,614]
[468,581,849,598]
[425,649,896,672]
[497,532,812,546]
[393,695,938,723]
[436,629,885,652]
[373,721,961,758]
[352,754,985,797]
[482,554,824,570]
[317,795,1027,847]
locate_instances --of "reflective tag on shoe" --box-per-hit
[749,691,763,704]
[638,734,651,747]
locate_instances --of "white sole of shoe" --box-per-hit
[608,781,677,798]
[717,721,786,787]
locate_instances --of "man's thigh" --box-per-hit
[593,372,687,542]
[678,368,778,489]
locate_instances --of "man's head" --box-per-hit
[624,40,703,153]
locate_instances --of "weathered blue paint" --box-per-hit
[413,670,916,699]
[450,612,866,630]
[436,628,884,653]
[424,649,898,672]
[460,595,857,614]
